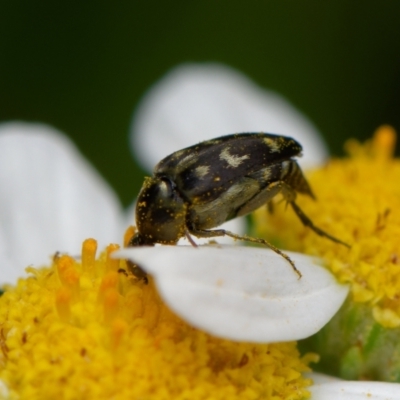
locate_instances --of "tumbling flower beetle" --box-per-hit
[128,132,349,280]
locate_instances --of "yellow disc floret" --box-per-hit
[0,238,315,399]
[255,126,400,328]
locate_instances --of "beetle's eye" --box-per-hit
[158,178,173,198]
[143,177,176,203]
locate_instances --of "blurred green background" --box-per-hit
[1,1,399,206]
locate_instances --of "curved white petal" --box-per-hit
[310,380,400,400]
[131,63,327,172]
[0,122,124,284]
[115,245,348,342]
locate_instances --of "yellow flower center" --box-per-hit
[255,126,400,328]
[0,232,316,399]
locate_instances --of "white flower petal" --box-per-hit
[115,245,348,342]
[0,122,124,284]
[310,380,400,400]
[131,63,327,172]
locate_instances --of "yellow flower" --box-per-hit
[0,237,316,399]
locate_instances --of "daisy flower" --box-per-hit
[0,64,394,398]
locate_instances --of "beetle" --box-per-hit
[128,132,349,280]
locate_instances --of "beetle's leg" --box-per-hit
[190,227,302,279]
[125,233,150,284]
[289,201,350,248]
[279,181,350,248]
[185,229,198,247]
[282,160,316,200]
[125,260,149,283]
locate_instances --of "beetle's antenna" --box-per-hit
[290,201,350,248]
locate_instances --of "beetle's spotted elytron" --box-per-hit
[128,132,349,280]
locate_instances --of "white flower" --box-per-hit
[0,64,342,341]
[1,64,399,397]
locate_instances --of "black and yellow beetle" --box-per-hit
[128,132,349,280]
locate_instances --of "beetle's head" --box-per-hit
[135,176,187,245]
